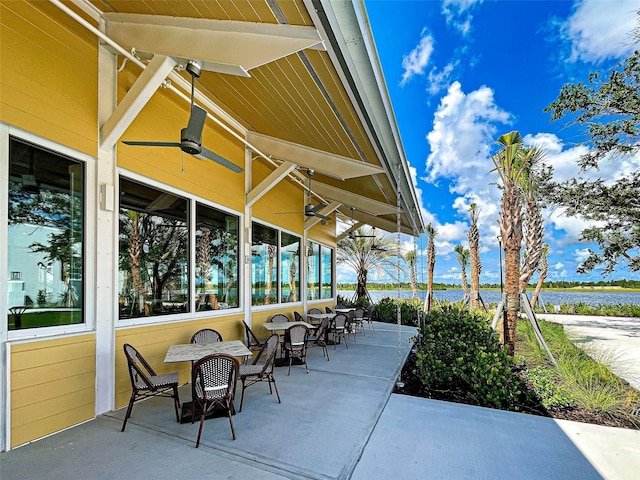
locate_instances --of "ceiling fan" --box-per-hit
[122,60,243,173]
[277,169,329,220]
[369,227,388,252]
[346,207,375,239]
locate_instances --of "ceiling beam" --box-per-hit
[246,161,297,208]
[104,13,325,77]
[100,54,176,150]
[311,181,396,215]
[246,131,384,180]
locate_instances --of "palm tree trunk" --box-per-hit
[531,245,549,308]
[468,204,481,309]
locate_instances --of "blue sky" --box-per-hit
[346,0,640,286]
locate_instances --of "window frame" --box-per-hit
[117,169,242,328]
[250,220,304,309]
[3,125,96,340]
[306,239,335,305]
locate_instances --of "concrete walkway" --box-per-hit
[2,321,639,480]
[537,313,640,390]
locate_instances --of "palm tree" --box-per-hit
[519,147,548,293]
[424,224,438,311]
[337,227,398,303]
[491,131,535,355]
[467,203,481,308]
[454,244,470,301]
[531,243,549,309]
[405,249,420,300]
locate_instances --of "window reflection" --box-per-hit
[7,137,85,330]
[196,204,239,310]
[321,245,333,299]
[251,223,277,305]
[280,232,300,303]
[307,241,320,300]
[118,178,189,319]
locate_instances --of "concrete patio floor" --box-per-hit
[2,321,639,480]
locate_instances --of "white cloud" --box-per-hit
[422,81,510,249]
[441,0,484,36]
[400,30,435,85]
[573,248,591,264]
[562,0,637,63]
[427,62,457,95]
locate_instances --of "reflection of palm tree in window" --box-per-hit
[127,211,144,314]
[288,250,298,302]
[197,227,211,310]
[264,244,276,305]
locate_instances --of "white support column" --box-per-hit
[243,145,253,326]
[95,38,118,415]
[0,124,9,451]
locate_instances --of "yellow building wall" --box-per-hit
[114,314,245,409]
[1,2,99,448]
[10,335,96,448]
[0,1,98,156]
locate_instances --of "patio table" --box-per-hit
[164,340,251,423]
[263,321,314,366]
[164,340,252,363]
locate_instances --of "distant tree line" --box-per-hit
[337,279,640,291]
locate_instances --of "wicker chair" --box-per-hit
[308,307,322,315]
[329,313,349,350]
[325,306,333,314]
[121,343,180,432]
[269,313,290,323]
[191,353,239,446]
[190,328,223,344]
[239,334,281,412]
[353,307,366,335]
[293,311,305,323]
[363,305,376,331]
[242,320,266,356]
[282,324,310,375]
[310,316,330,361]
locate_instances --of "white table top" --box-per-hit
[164,340,251,363]
[306,313,335,320]
[263,321,314,331]
[335,308,354,313]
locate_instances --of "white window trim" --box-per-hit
[116,168,244,329]
[2,125,96,341]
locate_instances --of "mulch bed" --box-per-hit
[394,352,640,430]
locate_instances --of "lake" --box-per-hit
[338,289,640,307]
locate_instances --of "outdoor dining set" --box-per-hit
[121,305,375,447]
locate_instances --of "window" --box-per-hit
[306,241,320,300]
[196,203,239,310]
[118,178,189,319]
[280,232,300,303]
[251,223,277,305]
[7,137,85,329]
[306,241,334,301]
[321,245,333,299]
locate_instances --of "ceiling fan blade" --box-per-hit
[309,203,328,213]
[122,141,181,147]
[196,146,244,173]
[183,104,207,144]
[314,212,329,220]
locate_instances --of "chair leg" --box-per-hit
[172,386,181,422]
[270,375,281,403]
[196,413,205,448]
[121,393,136,432]
[239,379,247,413]
[227,401,237,440]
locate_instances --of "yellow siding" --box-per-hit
[114,314,245,409]
[10,335,96,448]
[0,1,98,156]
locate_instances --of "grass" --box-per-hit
[515,319,640,427]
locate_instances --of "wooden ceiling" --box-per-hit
[86,0,423,235]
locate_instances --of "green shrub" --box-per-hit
[524,366,573,409]
[374,297,424,326]
[412,304,527,410]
